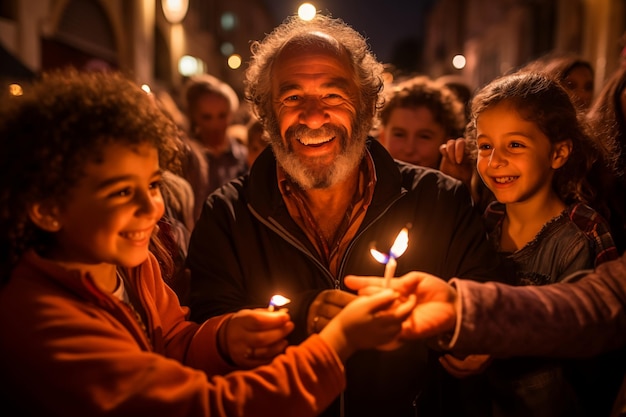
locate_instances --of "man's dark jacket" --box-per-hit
[186,139,503,417]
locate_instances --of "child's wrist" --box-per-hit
[216,315,237,366]
[319,322,352,363]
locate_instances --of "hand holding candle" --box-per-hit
[370,227,409,287]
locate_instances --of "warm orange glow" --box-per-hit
[268,294,291,311]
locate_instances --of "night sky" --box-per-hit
[263,0,436,67]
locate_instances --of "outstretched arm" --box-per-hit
[346,253,626,358]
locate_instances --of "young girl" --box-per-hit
[468,71,617,281]
[0,70,414,417]
[449,71,619,417]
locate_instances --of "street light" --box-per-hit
[162,0,189,24]
[298,3,316,21]
[452,54,466,70]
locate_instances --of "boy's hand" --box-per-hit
[219,308,294,368]
[319,289,416,362]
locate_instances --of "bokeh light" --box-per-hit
[221,12,236,31]
[452,54,466,70]
[8,84,23,96]
[178,55,205,76]
[228,54,242,69]
[298,3,317,21]
[220,42,235,57]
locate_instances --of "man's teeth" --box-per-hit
[494,176,517,184]
[297,136,334,145]
[121,231,149,241]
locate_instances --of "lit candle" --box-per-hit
[370,227,409,287]
[268,294,291,311]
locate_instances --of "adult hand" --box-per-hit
[439,353,492,378]
[344,271,458,339]
[307,289,357,335]
[319,289,416,362]
[218,308,294,369]
[439,138,474,189]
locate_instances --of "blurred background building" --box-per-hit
[0,0,625,103]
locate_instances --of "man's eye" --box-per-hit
[323,94,344,105]
[282,95,300,107]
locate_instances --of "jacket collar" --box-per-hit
[18,250,119,308]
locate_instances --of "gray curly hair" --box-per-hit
[244,13,385,138]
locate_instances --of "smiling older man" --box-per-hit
[186,13,504,417]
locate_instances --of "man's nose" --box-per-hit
[298,98,329,129]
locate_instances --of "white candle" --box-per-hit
[383,256,397,287]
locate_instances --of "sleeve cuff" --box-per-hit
[437,278,463,350]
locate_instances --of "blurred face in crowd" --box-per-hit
[191,92,231,148]
[267,36,366,189]
[562,66,594,111]
[379,106,447,169]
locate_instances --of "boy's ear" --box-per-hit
[551,139,572,169]
[28,202,61,232]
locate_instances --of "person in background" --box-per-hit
[436,74,473,121]
[586,65,626,254]
[186,13,505,417]
[245,116,268,169]
[448,71,619,417]
[150,86,199,302]
[520,52,595,112]
[378,74,495,212]
[343,250,626,417]
[377,75,466,170]
[183,74,248,219]
[0,68,416,417]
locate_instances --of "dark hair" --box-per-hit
[0,69,181,280]
[244,13,384,137]
[586,65,626,177]
[466,71,596,204]
[379,75,466,138]
[521,53,594,83]
[520,53,594,110]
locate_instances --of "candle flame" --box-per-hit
[370,248,389,264]
[390,227,409,258]
[269,294,291,308]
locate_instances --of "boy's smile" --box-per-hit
[48,142,164,270]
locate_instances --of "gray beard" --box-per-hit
[266,117,368,190]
